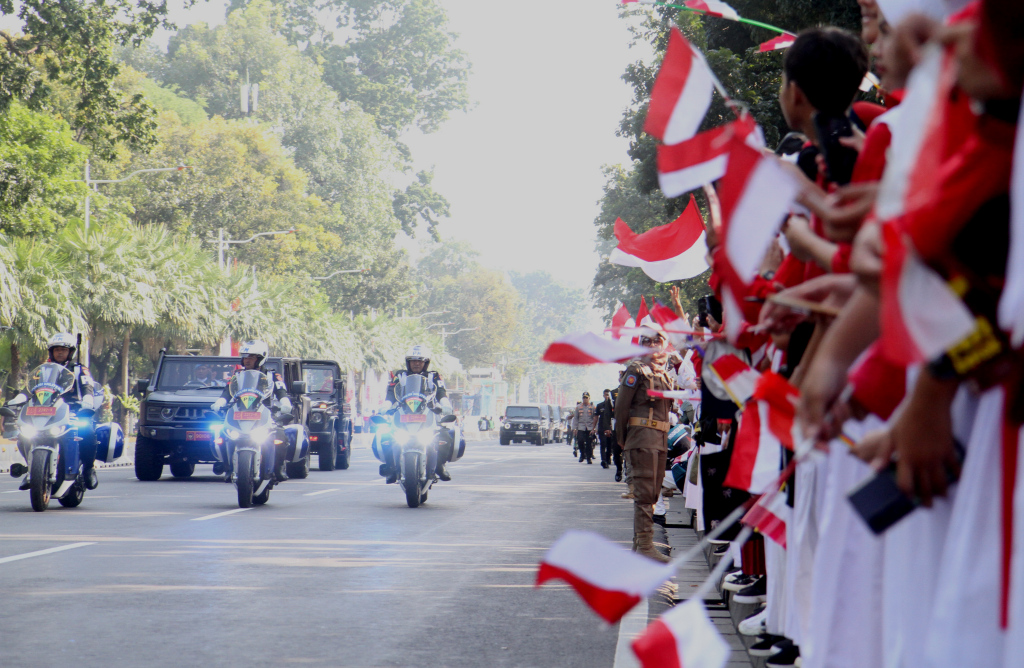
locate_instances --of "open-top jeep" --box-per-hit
[135,353,311,480]
[300,359,352,470]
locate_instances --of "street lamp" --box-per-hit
[404,310,447,320]
[313,268,366,280]
[73,160,192,231]
[425,322,454,331]
[442,326,478,347]
[208,228,296,271]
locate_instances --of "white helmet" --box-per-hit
[405,345,431,372]
[238,340,269,367]
[47,332,77,360]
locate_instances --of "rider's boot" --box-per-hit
[19,475,30,491]
[379,464,398,484]
[436,462,451,482]
[84,465,99,490]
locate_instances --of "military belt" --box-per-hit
[627,417,670,432]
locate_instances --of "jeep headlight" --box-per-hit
[502,422,510,430]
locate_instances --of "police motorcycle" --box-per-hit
[212,370,308,508]
[371,374,462,508]
[2,364,123,511]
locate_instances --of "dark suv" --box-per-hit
[300,359,352,470]
[135,353,310,480]
[499,405,544,446]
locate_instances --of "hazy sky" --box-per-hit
[153,0,646,291]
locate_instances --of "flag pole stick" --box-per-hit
[666,499,751,569]
[690,526,753,601]
[633,2,792,36]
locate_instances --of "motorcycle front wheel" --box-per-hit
[404,452,421,508]
[30,449,51,512]
[236,449,256,508]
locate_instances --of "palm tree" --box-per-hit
[0,235,21,329]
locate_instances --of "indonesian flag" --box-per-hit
[609,197,709,282]
[632,599,731,668]
[759,34,796,52]
[643,28,714,146]
[879,224,976,365]
[742,485,791,548]
[707,354,759,406]
[718,135,799,283]
[723,373,798,493]
[609,303,636,340]
[657,117,760,198]
[637,296,653,327]
[683,0,739,20]
[543,332,652,365]
[648,389,698,400]
[536,530,675,623]
[649,301,694,349]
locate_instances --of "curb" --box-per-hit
[0,438,137,474]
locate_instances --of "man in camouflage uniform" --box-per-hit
[615,329,674,563]
[570,392,598,464]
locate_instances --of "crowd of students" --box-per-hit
[648,1,1024,666]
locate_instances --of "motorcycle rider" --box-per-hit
[211,340,293,482]
[377,345,457,483]
[11,333,99,491]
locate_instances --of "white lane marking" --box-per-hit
[0,542,96,565]
[612,598,648,668]
[2,490,19,494]
[303,488,340,497]
[191,508,252,521]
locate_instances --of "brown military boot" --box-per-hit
[634,504,670,563]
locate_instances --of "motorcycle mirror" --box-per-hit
[440,414,458,424]
[0,407,15,418]
[77,408,96,419]
[277,413,295,425]
[290,380,307,395]
[369,415,389,426]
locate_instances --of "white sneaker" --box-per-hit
[738,607,767,636]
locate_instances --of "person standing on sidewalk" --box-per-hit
[595,389,615,470]
[615,330,674,563]
[570,393,597,464]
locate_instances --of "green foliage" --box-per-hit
[393,170,450,240]
[0,102,88,237]
[136,78,208,125]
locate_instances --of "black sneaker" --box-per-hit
[734,576,767,604]
[765,642,799,667]
[614,471,622,482]
[722,572,758,592]
[713,543,730,556]
[749,635,786,658]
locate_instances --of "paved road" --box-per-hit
[0,436,636,667]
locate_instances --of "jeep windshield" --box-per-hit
[154,360,237,391]
[303,365,337,395]
[505,406,541,419]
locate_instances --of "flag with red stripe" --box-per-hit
[707,353,759,406]
[609,303,636,340]
[759,34,796,52]
[722,372,798,493]
[543,332,652,365]
[536,531,675,623]
[682,0,738,20]
[631,599,731,668]
[657,117,760,198]
[742,487,791,548]
[643,28,714,145]
[609,198,709,282]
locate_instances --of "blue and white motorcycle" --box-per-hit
[2,363,123,511]
[212,370,308,508]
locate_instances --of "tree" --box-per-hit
[0,0,201,156]
[0,102,88,237]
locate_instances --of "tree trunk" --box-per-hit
[9,339,20,399]
[120,330,131,434]
[353,369,363,419]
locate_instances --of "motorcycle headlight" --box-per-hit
[416,430,435,446]
[250,426,271,443]
[393,430,411,445]
[49,425,64,437]
[20,424,37,439]
[224,427,241,440]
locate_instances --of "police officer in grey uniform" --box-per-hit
[570,393,598,464]
[615,329,674,563]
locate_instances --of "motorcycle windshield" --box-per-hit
[396,375,435,413]
[228,371,271,399]
[26,363,75,405]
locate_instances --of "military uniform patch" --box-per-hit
[625,374,637,387]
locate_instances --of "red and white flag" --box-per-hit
[742,483,792,548]
[648,389,698,401]
[754,372,800,450]
[722,373,798,493]
[718,136,799,283]
[759,34,796,52]
[644,28,714,146]
[636,296,653,327]
[609,303,636,340]
[683,0,739,20]
[707,354,759,406]
[879,224,976,365]
[536,530,675,623]
[657,117,760,198]
[543,332,652,366]
[609,198,709,282]
[631,599,731,668]
[649,301,695,349]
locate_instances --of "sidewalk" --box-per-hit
[658,503,755,668]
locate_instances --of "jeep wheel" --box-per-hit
[134,437,163,481]
[499,434,509,446]
[318,441,336,472]
[286,453,310,479]
[337,436,350,470]
[170,461,195,478]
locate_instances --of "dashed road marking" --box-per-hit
[303,488,341,497]
[191,508,252,521]
[0,542,96,565]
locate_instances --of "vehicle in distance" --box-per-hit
[499,405,544,446]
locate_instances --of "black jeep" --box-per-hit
[299,359,352,470]
[135,353,311,481]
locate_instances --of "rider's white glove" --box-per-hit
[211,398,227,411]
[279,397,293,413]
[9,393,27,406]
[80,394,95,410]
